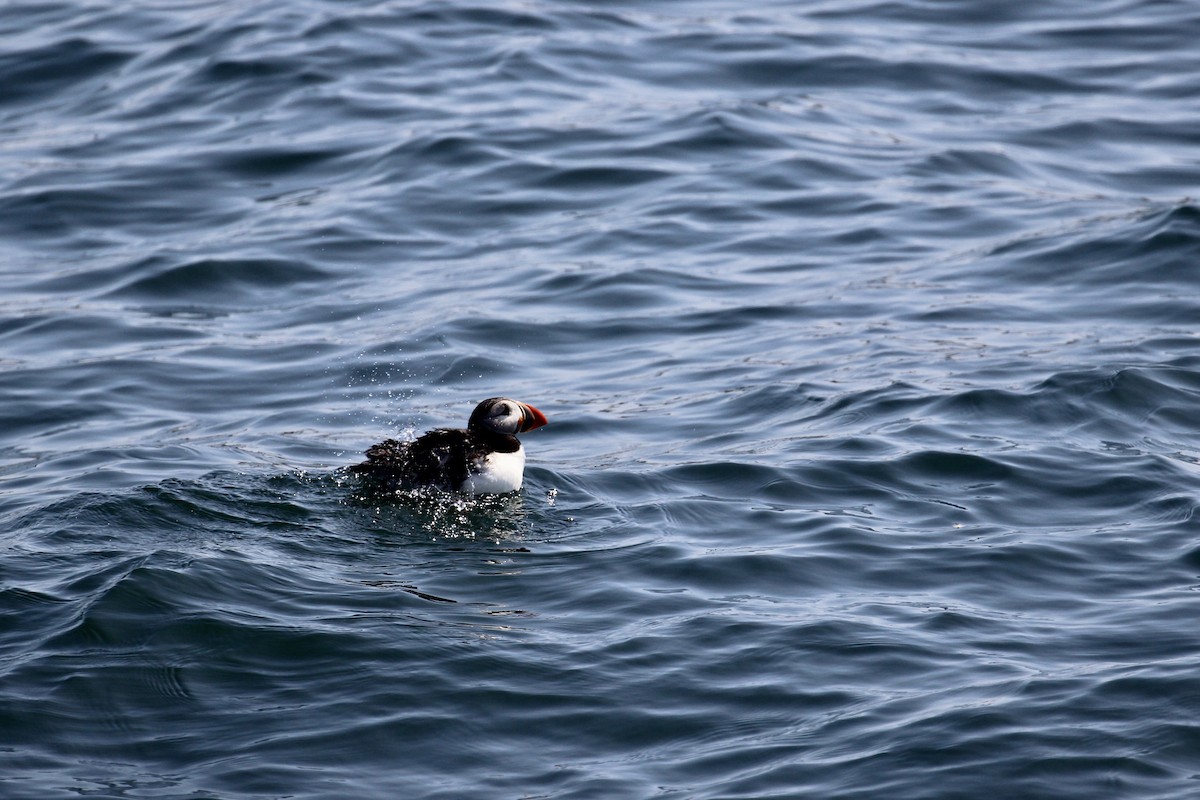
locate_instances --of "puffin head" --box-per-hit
[468,397,548,436]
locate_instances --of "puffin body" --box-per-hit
[351,397,548,494]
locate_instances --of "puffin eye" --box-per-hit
[497,403,510,415]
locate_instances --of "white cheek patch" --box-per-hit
[491,410,520,433]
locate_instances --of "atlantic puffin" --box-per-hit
[350,397,548,494]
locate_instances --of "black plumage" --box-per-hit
[350,397,548,493]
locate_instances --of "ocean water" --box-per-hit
[3,0,1200,797]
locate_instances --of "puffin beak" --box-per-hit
[519,402,548,432]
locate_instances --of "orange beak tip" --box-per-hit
[522,403,549,431]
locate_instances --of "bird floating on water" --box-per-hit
[350,397,548,494]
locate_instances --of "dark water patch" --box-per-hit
[529,165,671,192]
[393,132,505,173]
[644,104,821,160]
[1020,13,1200,55]
[0,309,205,362]
[0,36,131,108]
[907,147,1035,183]
[981,204,1200,294]
[213,145,352,180]
[1032,363,1200,447]
[639,31,1097,100]
[1014,116,1200,158]
[103,256,332,305]
[531,266,753,315]
[0,173,246,242]
[195,57,335,116]
[400,4,559,33]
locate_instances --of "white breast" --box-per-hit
[462,448,526,494]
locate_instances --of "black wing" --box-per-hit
[350,429,474,490]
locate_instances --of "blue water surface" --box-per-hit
[3,1,1200,798]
